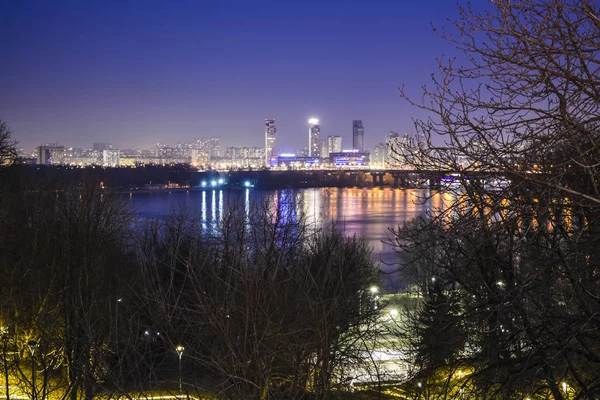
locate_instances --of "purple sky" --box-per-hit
[1,0,464,152]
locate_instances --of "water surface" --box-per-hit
[130,187,446,292]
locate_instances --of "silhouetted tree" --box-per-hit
[138,200,381,399]
[394,1,600,398]
[0,120,17,167]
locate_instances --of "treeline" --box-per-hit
[0,171,381,400]
[2,165,370,190]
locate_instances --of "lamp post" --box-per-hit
[1,331,9,400]
[27,340,38,400]
[176,345,184,395]
[116,298,122,384]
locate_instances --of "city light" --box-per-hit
[218,178,224,184]
[201,181,206,187]
[244,181,253,187]
[308,118,319,124]
[211,180,217,186]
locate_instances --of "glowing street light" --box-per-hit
[389,308,398,318]
[369,286,378,295]
[176,345,185,394]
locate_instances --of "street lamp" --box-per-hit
[176,345,184,394]
[27,340,38,400]
[116,297,123,383]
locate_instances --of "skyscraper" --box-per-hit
[265,119,277,165]
[327,135,342,155]
[308,118,321,157]
[352,120,364,153]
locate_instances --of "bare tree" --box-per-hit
[393,1,600,398]
[138,199,381,399]
[0,120,17,167]
[0,179,137,400]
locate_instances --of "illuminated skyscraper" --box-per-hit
[265,119,277,165]
[327,135,342,155]
[308,118,321,157]
[352,120,364,153]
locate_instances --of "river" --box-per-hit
[129,187,448,292]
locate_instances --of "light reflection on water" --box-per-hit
[130,187,444,292]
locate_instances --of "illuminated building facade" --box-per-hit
[37,145,65,165]
[308,118,321,157]
[103,149,121,167]
[352,120,364,153]
[327,135,342,155]
[265,119,277,166]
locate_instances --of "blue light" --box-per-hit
[201,181,207,187]
[211,180,217,186]
[244,181,251,187]
[218,178,224,184]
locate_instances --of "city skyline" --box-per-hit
[1,0,465,151]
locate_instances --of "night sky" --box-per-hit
[1,0,465,152]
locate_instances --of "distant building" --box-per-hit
[224,146,265,168]
[352,120,364,153]
[208,137,221,158]
[308,118,321,157]
[275,153,320,169]
[327,136,342,155]
[37,145,65,165]
[371,143,386,168]
[103,149,121,167]
[319,139,328,158]
[329,150,368,167]
[388,133,418,168]
[93,143,112,152]
[265,119,277,166]
[386,131,400,165]
[191,149,210,167]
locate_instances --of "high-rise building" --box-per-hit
[327,136,342,155]
[191,149,210,167]
[103,149,121,167]
[352,120,364,153]
[209,137,221,157]
[386,131,400,165]
[308,118,321,157]
[371,143,386,168]
[37,144,65,165]
[265,119,277,165]
[319,139,328,158]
